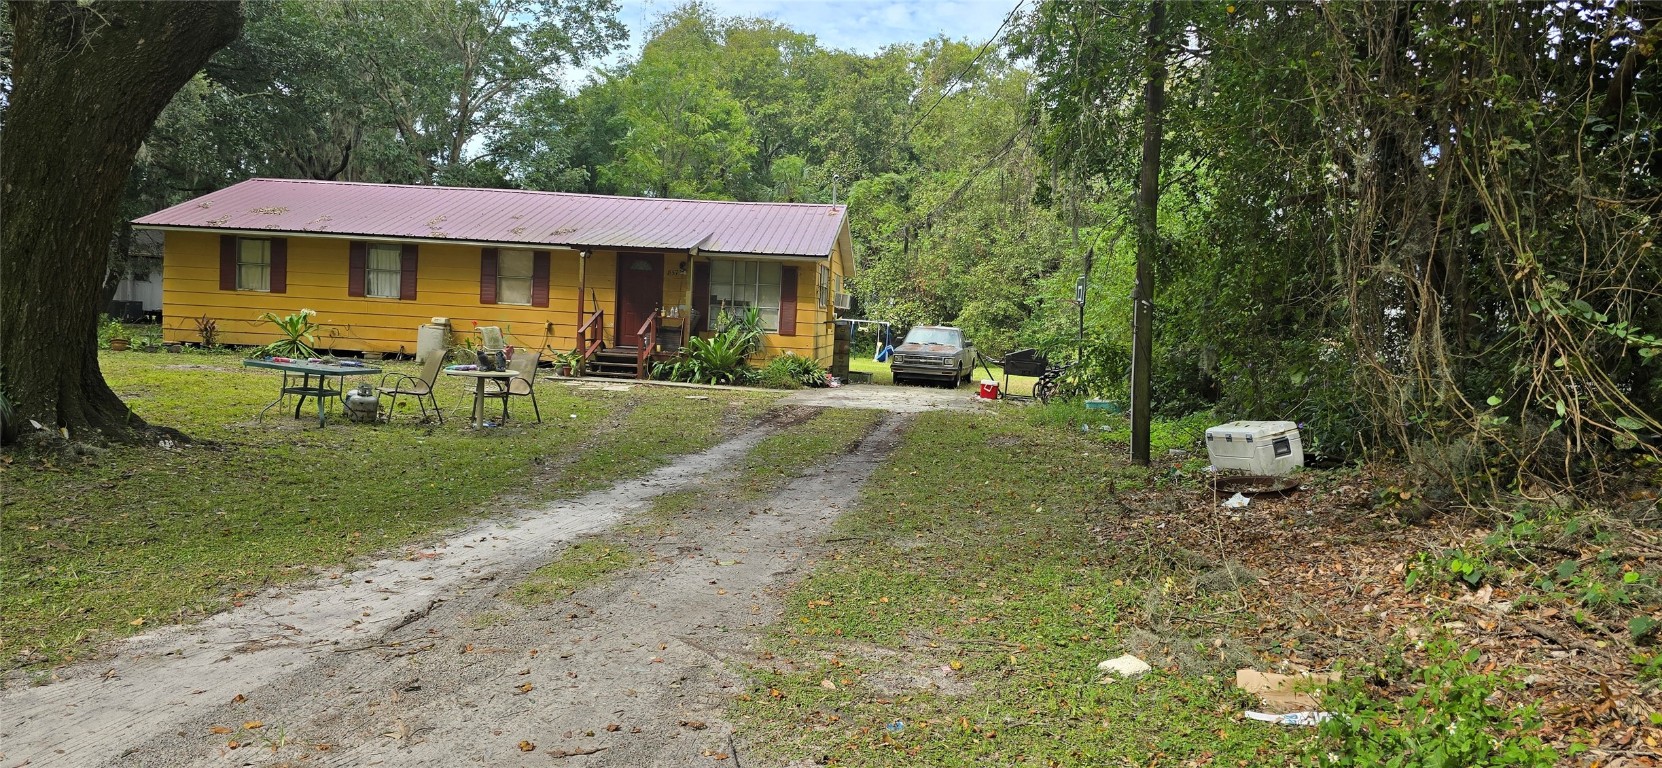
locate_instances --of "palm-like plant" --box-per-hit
[252,309,320,358]
[711,307,765,357]
[654,328,753,384]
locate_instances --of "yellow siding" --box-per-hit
[163,231,587,355]
[160,231,841,364]
[758,260,831,365]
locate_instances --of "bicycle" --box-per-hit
[1033,360,1081,404]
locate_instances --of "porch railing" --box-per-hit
[578,308,605,369]
[635,312,658,380]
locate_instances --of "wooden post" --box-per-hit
[684,253,696,338]
[576,249,589,346]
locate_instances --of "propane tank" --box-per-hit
[343,382,381,423]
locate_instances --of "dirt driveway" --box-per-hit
[779,382,986,412]
[0,407,910,768]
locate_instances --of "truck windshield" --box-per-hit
[902,328,960,346]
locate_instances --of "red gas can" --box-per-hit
[978,380,1000,400]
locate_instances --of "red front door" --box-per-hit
[615,253,663,347]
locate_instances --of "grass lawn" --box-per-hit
[729,407,1304,765]
[0,350,781,668]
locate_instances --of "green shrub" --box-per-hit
[1316,638,1564,767]
[711,307,764,357]
[756,354,827,389]
[653,329,753,385]
[1405,548,1492,590]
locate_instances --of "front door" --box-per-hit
[615,252,663,347]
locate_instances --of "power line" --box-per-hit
[901,0,1027,140]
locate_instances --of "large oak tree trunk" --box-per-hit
[1,1,243,444]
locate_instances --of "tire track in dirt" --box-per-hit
[1,411,909,768]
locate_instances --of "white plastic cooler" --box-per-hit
[1204,420,1304,475]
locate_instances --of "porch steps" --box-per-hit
[584,347,644,379]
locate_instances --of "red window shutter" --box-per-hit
[779,266,798,336]
[347,242,366,297]
[269,238,288,294]
[400,244,419,301]
[692,261,710,332]
[531,250,550,307]
[479,248,498,304]
[219,235,237,291]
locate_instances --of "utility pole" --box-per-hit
[1130,0,1167,467]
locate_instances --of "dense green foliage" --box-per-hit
[98,0,1661,497]
[1318,639,1561,767]
[1022,1,1662,497]
[755,354,828,389]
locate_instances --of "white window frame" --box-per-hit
[708,259,781,333]
[497,249,534,306]
[365,243,403,299]
[817,264,830,307]
[237,238,270,292]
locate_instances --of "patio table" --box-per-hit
[443,368,516,427]
[243,359,382,427]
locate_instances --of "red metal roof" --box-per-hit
[133,178,848,258]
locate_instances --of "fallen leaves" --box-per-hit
[518,740,536,752]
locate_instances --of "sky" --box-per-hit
[597,0,1021,66]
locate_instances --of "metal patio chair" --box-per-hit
[481,350,541,423]
[377,353,446,423]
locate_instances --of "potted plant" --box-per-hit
[101,317,131,351]
[553,350,585,377]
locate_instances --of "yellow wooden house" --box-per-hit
[133,179,855,376]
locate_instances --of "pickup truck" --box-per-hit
[889,325,973,386]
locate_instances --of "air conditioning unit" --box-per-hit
[833,292,853,310]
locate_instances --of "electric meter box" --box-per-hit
[1204,420,1304,475]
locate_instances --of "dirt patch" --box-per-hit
[0,414,911,768]
[754,405,823,430]
[828,644,975,698]
[1098,472,1662,758]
